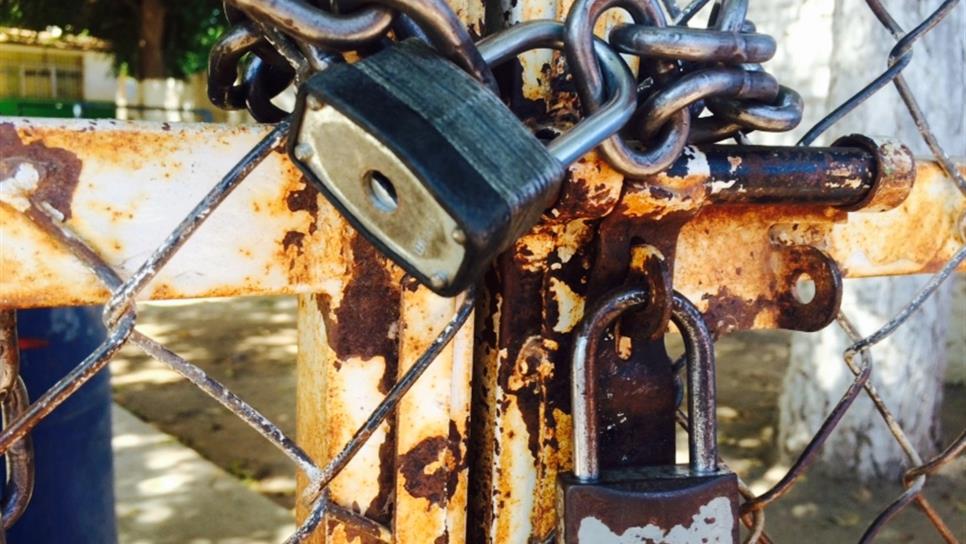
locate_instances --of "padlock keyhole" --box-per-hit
[365,170,399,213]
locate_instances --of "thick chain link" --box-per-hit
[208,0,804,175]
[0,311,34,535]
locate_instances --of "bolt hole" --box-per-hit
[365,170,398,213]
[792,272,816,305]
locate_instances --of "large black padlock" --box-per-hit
[287,22,635,295]
[557,289,739,543]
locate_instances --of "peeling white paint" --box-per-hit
[0,161,40,212]
[683,146,711,178]
[577,496,734,543]
[556,220,592,264]
[709,178,738,194]
[550,277,585,333]
[727,156,742,174]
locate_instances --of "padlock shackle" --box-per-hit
[570,287,650,481]
[570,289,718,481]
[477,21,637,167]
[670,293,719,474]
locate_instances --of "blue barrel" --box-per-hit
[6,307,117,543]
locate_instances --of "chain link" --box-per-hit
[207,0,805,171]
[0,312,33,533]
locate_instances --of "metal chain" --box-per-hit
[0,311,34,537]
[207,0,805,173]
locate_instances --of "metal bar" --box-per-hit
[0,118,320,308]
[2,118,962,309]
[290,5,485,541]
[393,285,475,543]
[294,224,403,544]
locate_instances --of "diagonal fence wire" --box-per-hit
[0,122,476,544]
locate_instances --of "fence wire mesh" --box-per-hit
[675,0,964,541]
[0,0,963,543]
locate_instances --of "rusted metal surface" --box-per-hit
[394,285,474,544]
[0,2,958,543]
[557,466,739,543]
[291,2,483,541]
[0,6,959,544]
[1,115,961,543]
[0,310,32,529]
[466,140,958,544]
[458,4,963,542]
[0,118,320,308]
[2,159,477,543]
[295,219,403,544]
[1,118,959,310]
[556,290,737,543]
[0,311,18,396]
[827,160,966,277]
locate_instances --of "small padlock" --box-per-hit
[557,289,739,543]
[287,22,635,295]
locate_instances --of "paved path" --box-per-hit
[113,405,294,544]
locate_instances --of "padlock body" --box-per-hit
[289,40,565,295]
[557,466,739,543]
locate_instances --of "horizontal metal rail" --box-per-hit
[0,117,963,310]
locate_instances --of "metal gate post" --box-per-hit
[293,4,483,543]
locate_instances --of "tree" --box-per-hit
[0,0,226,79]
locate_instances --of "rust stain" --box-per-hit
[315,234,401,371]
[12,118,257,173]
[306,231,401,529]
[282,230,306,254]
[325,518,383,544]
[548,153,623,222]
[365,421,396,525]
[286,176,321,235]
[1,122,82,219]
[700,285,768,336]
[398,435,456,507]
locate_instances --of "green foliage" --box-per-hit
[0,0,226,78]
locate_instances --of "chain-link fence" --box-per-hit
[707,0,965,540]
[0,0,963,542]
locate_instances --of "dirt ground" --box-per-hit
[111,296,965,542]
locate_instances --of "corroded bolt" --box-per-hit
[429,273,448,290]
[832,134,915,213]
[306,95,323,111]
[293,143,314,162]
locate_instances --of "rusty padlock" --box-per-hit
[557,289,739,543]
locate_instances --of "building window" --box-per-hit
[0,48,84,100]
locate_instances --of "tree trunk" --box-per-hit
[749,0,965,480]
[138,0,166,80]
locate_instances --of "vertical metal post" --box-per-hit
[294,4,484,542]
[466,3,644,542]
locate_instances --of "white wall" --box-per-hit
[81,51,116,102]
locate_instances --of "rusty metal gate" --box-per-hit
[0,0,963,542]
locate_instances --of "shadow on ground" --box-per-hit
[110,296,964,542]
